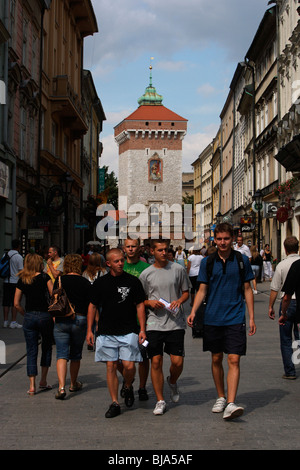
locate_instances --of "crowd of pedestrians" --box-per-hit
[2,226,299,421]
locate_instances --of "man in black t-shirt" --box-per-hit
[86,248,146,418]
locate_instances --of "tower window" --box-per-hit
[158,122,161,126]
[145,122,149,126]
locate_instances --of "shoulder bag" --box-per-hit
[48,276,75,319]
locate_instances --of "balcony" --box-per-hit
[69,0,98,38]
[50,75,88,138]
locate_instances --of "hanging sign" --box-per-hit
[276,206,289,223]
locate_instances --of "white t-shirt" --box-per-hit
[188,254,203,277]
[270,253,300,299]
[234,244,251,258]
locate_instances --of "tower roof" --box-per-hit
[138,64,163,106]
[115,60,187,128]
[124,105,187,122]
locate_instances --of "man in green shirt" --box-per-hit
[122,237,150,400]
[124,239,150,278]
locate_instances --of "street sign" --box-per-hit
[74,223,88,229]
[28,229,44,239]
[252,201,263,213]
[98,168,105,193]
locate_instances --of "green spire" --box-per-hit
[138,59,163,106]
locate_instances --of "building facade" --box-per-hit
[192,142,213,245]
[192,2,300,261]
[275,0,300,257]
[0,0,13,254]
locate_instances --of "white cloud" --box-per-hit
[197,83,216,96]
[86,0,269,74]
[104,109,134,128]
[100,134,119,177]
[182,128,218,172]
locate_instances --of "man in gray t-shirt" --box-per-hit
[139,239,189,415]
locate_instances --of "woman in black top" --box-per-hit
[14,253,54,395]
[53,254,91,400]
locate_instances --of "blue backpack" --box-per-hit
[0,252,16,279]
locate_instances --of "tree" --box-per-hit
[97,166,118,209]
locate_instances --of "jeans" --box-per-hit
[251,265,260,277]
[22,311,54,377]
[279,300,299,376]
[54,315,87,361]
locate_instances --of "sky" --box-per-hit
[83,0,271,178]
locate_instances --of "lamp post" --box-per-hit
[253,189,263,251]
[61,172,74,255]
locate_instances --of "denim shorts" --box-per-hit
[95,333,142,363]
[53,315,87,361]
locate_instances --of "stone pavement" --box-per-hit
[1,281,300,453]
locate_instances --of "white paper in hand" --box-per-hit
[159,298,179,316]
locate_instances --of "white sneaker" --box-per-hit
[212,397,227,413]
[223,402,244,420]
[167,376,180,403]
[9,321,22,329]
[153,400,166,415]
[3,321,9,328]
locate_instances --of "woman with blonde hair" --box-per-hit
[14,253,54,395]
[82,252,107,283]
[53,254,92,399]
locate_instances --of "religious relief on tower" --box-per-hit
[149,156,162,182]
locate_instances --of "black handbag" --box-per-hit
[48,276,75,319]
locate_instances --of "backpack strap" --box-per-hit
[205,251,219,283]
[233,250,245,297]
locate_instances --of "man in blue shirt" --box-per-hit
[187,223,256,420]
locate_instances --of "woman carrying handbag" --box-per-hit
[52,254,92,400]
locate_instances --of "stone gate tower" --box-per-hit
[114,65,188,242]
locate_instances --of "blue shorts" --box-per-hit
[95,333,142,363]
[54,315,87,361]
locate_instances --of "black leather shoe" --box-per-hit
[124,386,134,407]
[138,387,149,401]
[105,402,121,418]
